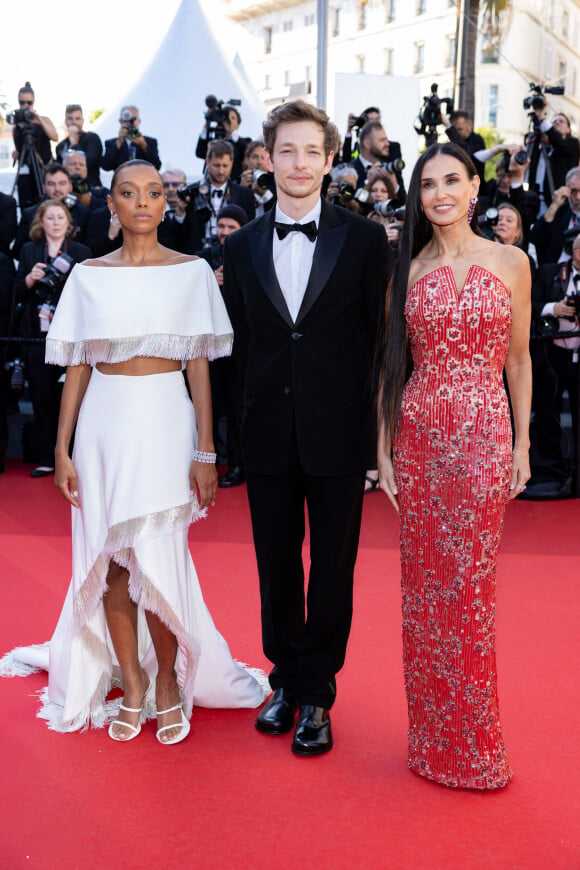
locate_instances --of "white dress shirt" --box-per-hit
[273,200,321,323]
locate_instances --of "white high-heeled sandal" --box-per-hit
[155,703,190,745]
[108,703,144,742]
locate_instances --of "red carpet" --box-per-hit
[0,458,578,869]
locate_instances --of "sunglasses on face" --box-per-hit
[163,182,182,188]
[19,100,33,106]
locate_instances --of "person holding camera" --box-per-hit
[239,141,275,216]
[441,109,486,187]
[529,231,580,492]
[11,83,58,209]
[56,104,103,187]
[63,151,108,210]
[530,167,580,266]
[475,144,539,242]
[12,164,91,260]
[101,105,161,172]
[196,102,250,183]
[349,120,406,201]
[15,200,91,477]
[526,103,579,207]
[341,107,380,163]
[157,168,195,253]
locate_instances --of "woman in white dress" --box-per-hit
[1,160,266,742]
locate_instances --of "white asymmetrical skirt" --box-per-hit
[1,368,267,731]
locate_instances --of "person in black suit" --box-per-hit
[56,104,103,187]
[223,100,392,756]
[0,192,17,257]
[196,104,250,183]
[15,200,91,477]
[529,167,580,266]
[12,164,91,260]
[101,105,161,172]
[349,120,406,202]
[441,109,486,189]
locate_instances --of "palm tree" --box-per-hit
[456,0,513,117]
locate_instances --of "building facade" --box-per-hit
[225,0,580,145]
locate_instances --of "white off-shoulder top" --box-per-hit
[45,259,233,366]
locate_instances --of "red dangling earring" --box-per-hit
[467,196,477,223]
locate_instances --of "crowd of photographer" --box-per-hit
[1,79,580,495]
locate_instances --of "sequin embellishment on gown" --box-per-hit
[394,265,513,789]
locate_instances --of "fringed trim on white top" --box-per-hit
[45,332,233,367]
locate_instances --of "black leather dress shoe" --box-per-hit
[291,705,333,756]
[255,688,298,735]
[219,466,246,488]
[30,466,55,478]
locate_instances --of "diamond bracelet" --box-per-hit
[193,449,217,464]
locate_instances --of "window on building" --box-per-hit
[416,0,427,14]
[572,67,577,96]
[264,74,271,90]
[488,84,498,126]
[357,1,367,30]
[304,13,315,26]
[357,54,366,74]
[414,42,425,74]
[305,65,313,94]
[284,70,290,87]
[545,46,552,79]
[446,35,456,68]
[562,9,569,38]
[558,60,566,88]
[282,20,293,32]
[331,7,341,37]
[264,26,272,54]
[385,0,395,23]
[384,48,394,75]
[481,35,499,63]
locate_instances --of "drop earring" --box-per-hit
[467,196,477,223]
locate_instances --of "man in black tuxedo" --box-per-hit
[349,120,406,202]
[101,105,161,172]
[529,168,580,266]
[223,100,391,756]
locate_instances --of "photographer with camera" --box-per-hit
[441,109,486,186]
[529,167,580,266]
[341,107,380,163]
[63,151,108,210]
[10,82,58,209]
[196,98,250,183]
[56,104,103,187]
[101,105,161,172]
[12,163,91,260]
[366,167,404,253]
[525,91,579,208]
[15,200,91,477]
[239,141,275,216]
[475,144,539,242]
[349,121,406,202]
[325,164,368,213]
[528,231,580,494]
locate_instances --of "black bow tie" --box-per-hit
[212,189,224,198]
[275,220,318,243]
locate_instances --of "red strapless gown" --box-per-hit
[393,265,513,789]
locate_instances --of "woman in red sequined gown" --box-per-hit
[378,143,532,789]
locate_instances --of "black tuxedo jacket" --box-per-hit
[0,192,17,256]
[529,201,573,266]
[56,132,104,186]
[101,136,161,171]
[185,183,256,253]
[223,198,392,476]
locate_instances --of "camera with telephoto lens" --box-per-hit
[62,192,78,210]
[500,149,528,172]
[252,168,272,190]
[35,252,75,301]
[176,181,212,223]
[415,83,454,135]
[523,82,565,113]
[204,95,242,141]
[337,181,370,204]
[69,174,90,195]
[381,158,405,175]
[6,107,35,125]
[478,207,499,228]
[120,109,140,139]
[373,200,405,220]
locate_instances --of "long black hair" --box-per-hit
[379,142,480,440]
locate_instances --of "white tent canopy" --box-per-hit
[93,0,266,179]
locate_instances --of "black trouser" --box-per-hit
[246,435,365,710]
[210,357,243,468]
[547,343,579,459]
[25,343,64,467]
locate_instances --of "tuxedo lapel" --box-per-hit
[296,199,349,325]
[248,210,294,328]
